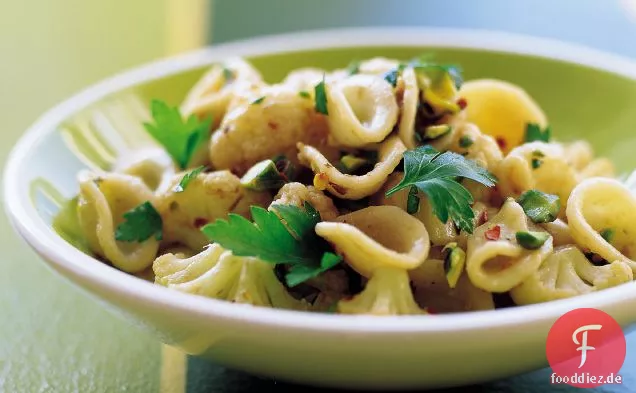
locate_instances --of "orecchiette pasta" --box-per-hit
[357,57,400,75]
[458,78,548,153]
[315,206,430,278]
[466,199,553,292]
[325,74,399,147]
[430,122,503,172]
[180,57,264,124]
[375,173,498,248]
[511,245,633,305]
[270,182,339,221]
[567,178,636,273]
[495,141,614,209]
[540,219,574,247]
[61,55,636,316]
[297,135,406,200]
[375,173,459,246]
[77,170,159,272]
[397,67,419,150]
[111,147,176,192]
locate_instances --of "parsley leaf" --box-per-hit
[174,165,205,193]
[298,90,311,99]
[386,145,497,234]
[314,77,328,115]
[525,123,551,142]
[286,252,342,287]
[201,202,341,286]
[143,99,212,169]
[115,201,163,242]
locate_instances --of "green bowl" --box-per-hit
[5,28,636,390]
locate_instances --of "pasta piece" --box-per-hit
[209,84,328,174]
[325,74,399,147]
[282,67,325,91]
[511,245,633,305]
[374,173,457,246]
[429,121,504,172]
[315,205,430,278]
[338,267,425,315]
[374,173,498,247]
[567,178,636,273]
[298,135,406,199]
[540,219,574,247]
[270,182,339,221]
[281,67,347,91]
[180,57,263,124]
[153,170,271,250]
[154,245,307,310]
[357,57,399,75]
[623,169,636,192]
[410,259,495,312]
[111,147,176,192]
[458,79,547,153]
[77,170,159,272]
[466,198,553,292]
[494,141,614,211]
[397,67,419,149]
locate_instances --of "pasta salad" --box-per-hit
[66,55,636,315]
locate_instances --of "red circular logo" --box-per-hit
[546,308,626,388]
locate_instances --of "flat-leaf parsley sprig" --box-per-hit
[201,202,341,287]
[386,145,497,234]
[143,99,212,169]
[115,201,163,242]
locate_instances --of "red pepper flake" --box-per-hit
[495,137,507,150]
[426,307,438,315]
[485,225,501,241]
[267,121,279,130]
[193,217,208,228]
[457,97,468,110]
[477,210,489,226]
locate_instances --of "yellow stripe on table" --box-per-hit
[160,345,188,393]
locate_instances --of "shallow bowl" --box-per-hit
[5,28,636,390]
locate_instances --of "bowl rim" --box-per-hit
[5,26,636,334]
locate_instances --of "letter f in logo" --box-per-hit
[572,324,602,368]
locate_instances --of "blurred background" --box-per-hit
[1,0,636,391]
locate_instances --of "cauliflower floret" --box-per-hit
[269,182,339,221]
[153,170,271,250]
[209,84,329,174]
[154,243,225,286]
[338,267,425,315]
[154,244,307,310]
[511,245,633,305]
